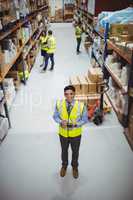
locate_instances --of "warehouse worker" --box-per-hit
[53,85,88,179]
[42,30,56,72]
[40,30,48,67]
[75,22,83,54]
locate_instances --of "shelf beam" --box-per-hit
[105,63,128,93]
[0,27,41,83]
[108,40,132,65]
[0,5,48,41]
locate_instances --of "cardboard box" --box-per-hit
[88,68,97,83]
[120,34,133,42]
[87,94,100,106]
[75,94,100,106]
[95,68,103,83]
[69,76,81,95]
[75,95,88,104]
[77,76,88,95]
[6,71,19,80]
[110,24,133,36]
[85,76,96,94]
[0,53,5,77]
[96,81,105,94]
[88,67,103,83]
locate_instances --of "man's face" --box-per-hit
[64,89,75,103]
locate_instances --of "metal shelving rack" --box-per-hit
[74,6,133,148]
[94,27,133,149]
[0,3,49,138]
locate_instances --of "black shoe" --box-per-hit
[41,69,46,73]
[77,50,81,54]
[49,67,54,71]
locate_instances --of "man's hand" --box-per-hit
[61,120,67,128]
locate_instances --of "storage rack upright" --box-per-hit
[74,6,133,149]
[0,1,49,139]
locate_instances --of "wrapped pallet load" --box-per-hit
[3,78,16,110]
[0,116,8,140]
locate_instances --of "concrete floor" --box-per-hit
[0,23,133,200]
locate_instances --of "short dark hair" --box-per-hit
[48,30,52,35]
[42,30,46,35]
[64,85,75,93]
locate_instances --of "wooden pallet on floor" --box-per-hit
[75,94,112,113]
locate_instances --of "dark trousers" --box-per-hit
[43,53,54,70]
[59,135,81,168]
[76,37,81,53]
[41,50,47,65]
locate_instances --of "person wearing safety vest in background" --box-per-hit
[75,22,83,54]
[42,30,56,72]
[53,85,88,179]
[40,30,48,67]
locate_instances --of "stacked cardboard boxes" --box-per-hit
[55,9,63,22]
[64,4,74,22]
[69,76,81,95]
[88,67,103,83]
[69,67,111,112]
[85,76,96,94]
[77,76,88,95]
[110,24,133,37]
[70,67,103,95]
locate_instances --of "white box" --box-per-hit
[0,117,8,140]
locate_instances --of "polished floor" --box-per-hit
[0,23,133,200]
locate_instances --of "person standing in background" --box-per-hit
[75,22,83,54]
[42,30,56,72]
[39,30,48,67]
[53,85,88,179]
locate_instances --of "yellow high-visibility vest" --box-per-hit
[56,99,84,138]
[18,70,29,80]
[75,26,82,38]
[40,35,48,51]
[47,36,56,54]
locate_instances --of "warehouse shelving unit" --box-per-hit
[93,28,133,149]
[74,6,133,148]
[0,1,49,139]
[107,40,132,65]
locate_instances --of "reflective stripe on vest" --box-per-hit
[40,36,48,51]
[75,26,82,38]
[18,70,29,80]
[47,36,56,54]
[56,99,84,138]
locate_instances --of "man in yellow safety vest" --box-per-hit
[53,85,88,179]
[42,30,56,72]
[40,30,48,67]
[75,22,83,54]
